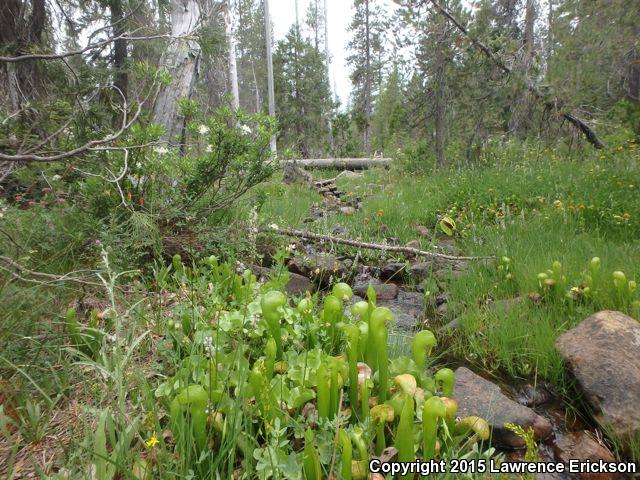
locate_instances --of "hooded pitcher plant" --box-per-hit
[261,291,287,359]
[422,396,445,460]
[370,306,393,402]
[170,384,209,451]
[343,323,360,420]
[412,330,437,370]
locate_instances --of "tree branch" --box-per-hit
[0,32,197,63]
[262,226,495,261]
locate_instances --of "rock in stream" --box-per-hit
[453,366,553,448]
[556,311,640,443]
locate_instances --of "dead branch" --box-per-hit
[263,226,495,261]
[0,33,196,63]
[425,0,605,149]
[0,81,160,163]
[0,256,101,286]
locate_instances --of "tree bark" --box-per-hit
[363,0,372,157]
[152,0,201,145]
[0,0,47,111]
[324,0,334,151]
[223,0,240,111]
[434,59,447,167]
[109,0,128,101]
[264,0,277,155]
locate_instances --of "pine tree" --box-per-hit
[347,0,385,156]
[274,26,333,157]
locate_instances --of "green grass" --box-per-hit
[256,142,640,388]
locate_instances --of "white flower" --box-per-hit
[240,124,252,135]
[154,146,169,155]
[269,223,279,230]
[198,124,210,135]
[285,243,296,253]
[206,144,212,153]
[51,174,62,181]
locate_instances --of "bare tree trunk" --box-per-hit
[223,0,240,111]
[324,0,334,151]
[545,0,553,62]
[264,0,277,155]
[434,59,447,167]
[251,61,261,112]
[152,0,201,145]
[363,0,372,157]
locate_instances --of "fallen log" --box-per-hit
[282,158,393,170]
[262,226,495,261]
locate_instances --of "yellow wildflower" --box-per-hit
[145,432,160,448]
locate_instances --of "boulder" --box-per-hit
[556,311,640,442]
[380,262,407,281]
[353,281,399,301]
[454,367,553,448]
[552,431,619,480]
[250,266,314,296]
[285,273,313,297]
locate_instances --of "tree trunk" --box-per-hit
[324,0,334,151]
[223,0,240,111]
[264,0,277,155]
[0,0,47,112]
[152,0,201,145]
[363,0,372,157]
[109,0,128,100]
[434,59,447,167]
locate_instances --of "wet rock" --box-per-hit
[552,431,619,480]
[285,273,313,296]
[287,253,348,282]
[416,225,430,237]
[350,290,425,332]
[380,262,407,281]
[353,281,399,301]
[454,367,553,448]
[410,261,436,280]
[386,290,425,331]
[515,384,554,408]
[340,206,356,216]
[555,311,640,442]
[250,266,314,296]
